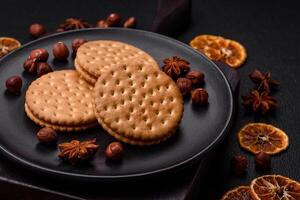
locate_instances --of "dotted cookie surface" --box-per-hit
[25,70,97,128]
[93,60,184,144]
[76,40,159,84]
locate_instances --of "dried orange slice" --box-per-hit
[221,186,254,200]
[238,123,289,155]
[190,34,247,68]
[250,175,300,200]
[0,37,21,58]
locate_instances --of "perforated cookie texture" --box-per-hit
[93,60,184,142]
[25,70,97,126]
[76,40,159,78]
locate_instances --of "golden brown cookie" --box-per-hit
[93,60,184,145]
[25,104,97,131]
[75,40,159,84]
[74,58,98,85]
[25,70,97,131]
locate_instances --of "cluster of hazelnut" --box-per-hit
[96,13,136,29]
[5,38,87,95]
[231,152,271,176]
[177,71,208,106]
[28,13,136,39]
[23,48,52,76]
[162,56,209,105]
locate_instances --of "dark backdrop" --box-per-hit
[1,0,299,199]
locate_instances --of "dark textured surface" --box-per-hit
[0,0,299,199]
[181,0,300,199]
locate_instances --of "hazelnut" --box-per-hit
[105,142,124,160]
[176,78,192,96]
[37,62,53,77]
[55,28,65,33]
[96,20,108,28]
[72,38,88,52]
[231,155,247,175]
[23,58,38,74]
[5,75,22,95]
[255,152,271,169]
[52,42,69,61]
[36,127,58,144]
[191,88,209,105]
[56,28,65,33]
[29,48,49,62]
[29,23,46,38]
[124,17,136,28]
[106,13,121,27]
[186,70,205,85]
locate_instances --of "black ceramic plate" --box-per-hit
[0,28,233,180]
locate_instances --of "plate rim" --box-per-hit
[0,28,234,180]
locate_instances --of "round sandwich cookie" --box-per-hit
[75,40,159,85]
[93,59,184,145]
[25,70,98,131]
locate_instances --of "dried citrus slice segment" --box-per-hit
[190,35,224,61]
[221,186,253,200]
[190,34,224,54]
[220,40,247,68]
[0,37,21,58]
[190,34,224,50]
[250,175,300,200]
[238,123,289,155]
[190,34,247,68]
[203,47,223,61]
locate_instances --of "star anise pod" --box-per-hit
[242,90,278,114]
[59,18,92,31]
[58,138,99,165]
[162,56,190,79]
[249,70,280,92]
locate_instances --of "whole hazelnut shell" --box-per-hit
[29,23,46,38]
[96,20,108,28]
[105,142,124,160]
[5,75,22,95]
[231,155,247,175]
[72,38,88,52]
[106,13,121,27]
[56,28,65,33]
[186,70,205,85]
[37,62,53,77]
[255,152,271,169]
[52,42,69,61]
[176,78,192,96]
[191,88,209,105]
[29,48,49,62]
[36,127,58,144]
[124,17,136,28]
[23,58,38,74]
